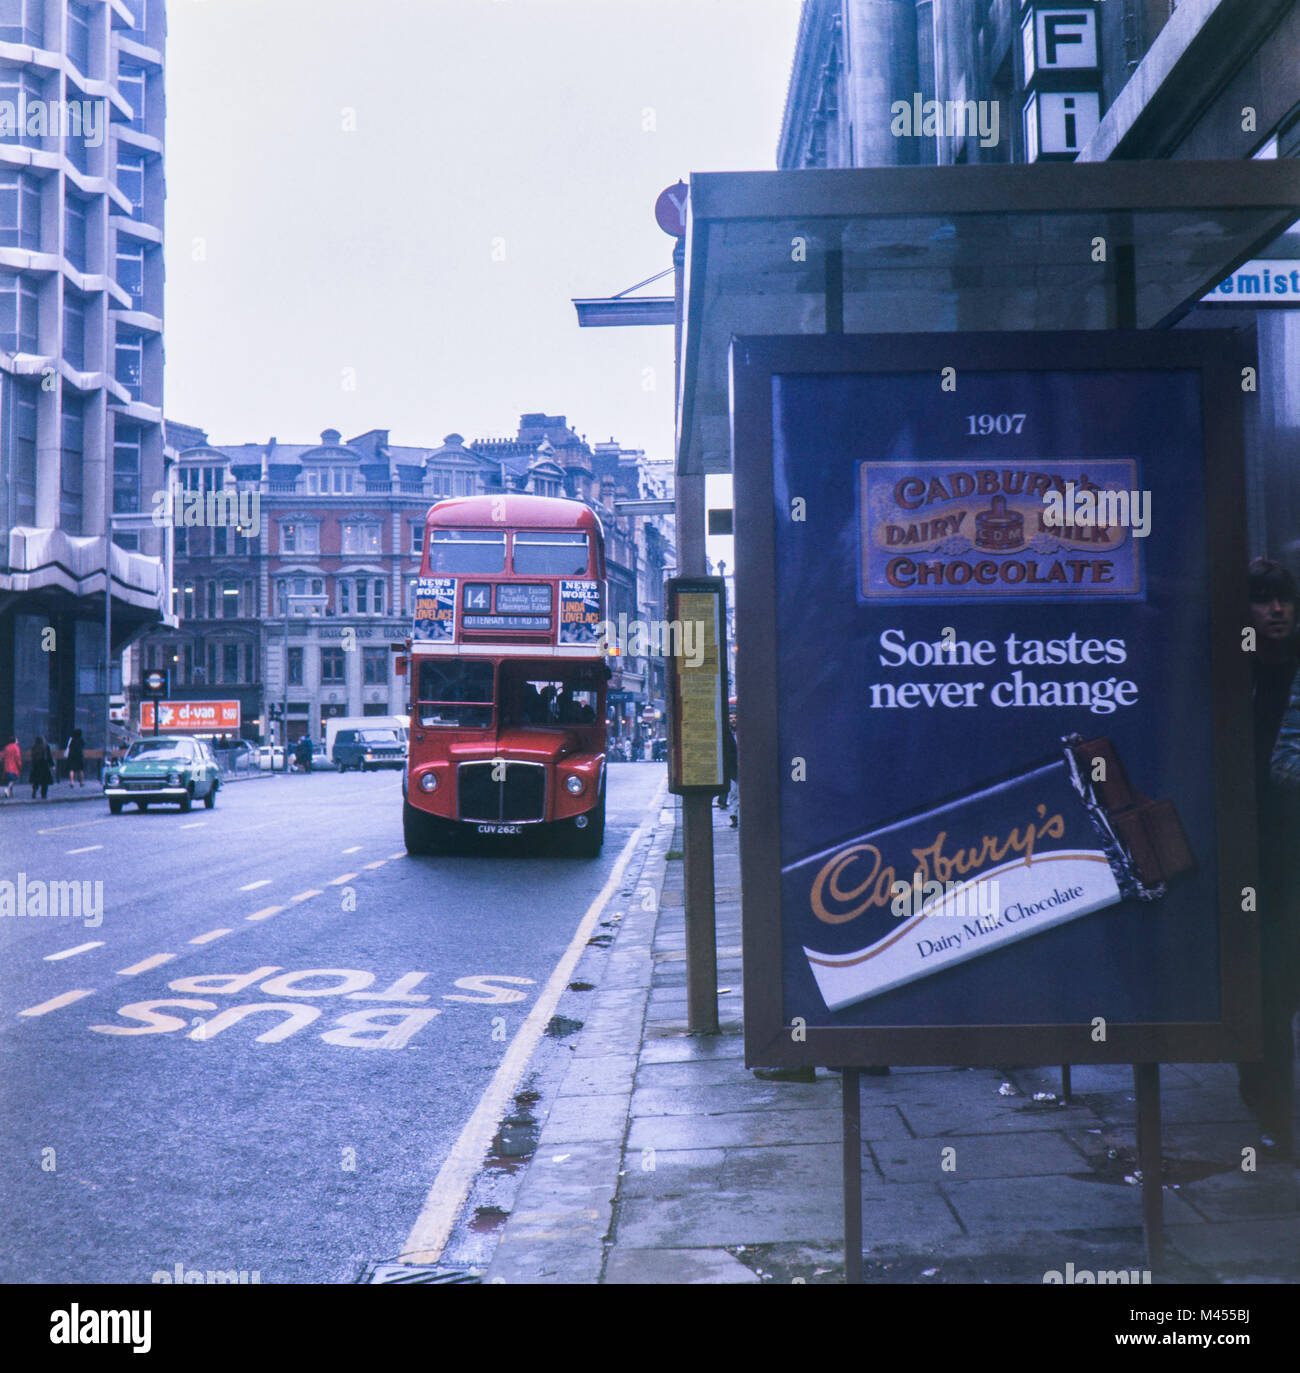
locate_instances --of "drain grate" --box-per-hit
[361,1262,483,1285]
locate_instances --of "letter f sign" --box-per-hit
[1040,12,1095,68]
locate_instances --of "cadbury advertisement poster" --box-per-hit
[767,359,1227,1034]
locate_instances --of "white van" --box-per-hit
[324,715,408,762]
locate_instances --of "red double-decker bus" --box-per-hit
[401,494,608,855]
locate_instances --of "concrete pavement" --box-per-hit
[484,800,1299,1285]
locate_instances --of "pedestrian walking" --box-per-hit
[2,735,21,798]
[718,722,739,826]
[64,727,86,787]
[29,735,54,801]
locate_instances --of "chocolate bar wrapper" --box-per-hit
[796,736,1189,1013]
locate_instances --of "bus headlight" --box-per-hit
[565,775,584,796]
[419,772,438,793]
[168,771,180,785]
[106,773,119,787]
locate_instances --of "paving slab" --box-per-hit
[617,1148,731,1198]
[604,1247,759,1284]
[627,1106,900,1151]
[942,1174,1206,1233]
[630,1081,837,1117]
[613,1186,847,1248]
[557,1053,638,1098]
[541,1093,629,1145]
[872,1130,1088,1182]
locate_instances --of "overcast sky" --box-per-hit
[164,0,802,476]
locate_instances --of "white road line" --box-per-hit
[387,851,406,861]
[179,822,205,830]
[363,860,387,870]
[65,844,103,855]
[342,845,361,854]
[37,818,109,835]
[189,928,234,944]
[326,873,357,886]
[399,777,667,1266]
[246,906,285,922]
[289,890,322,903]
[238,879,272,892]
[45,941,105,961]
[19,989,96,1017]
[117,953,176,976]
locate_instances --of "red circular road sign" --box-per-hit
[655,181,688,238]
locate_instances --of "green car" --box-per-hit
[104,737,221,814]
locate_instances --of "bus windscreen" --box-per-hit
[417,660,495,728]
[428,530,507,575]
[512,531,589,576]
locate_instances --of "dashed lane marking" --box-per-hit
[19,989,96,1017]
[387,851,405,861]
[399,776,668,1266]
[289,890,322,903]
[363,860,387,870]
[190,928,234,944]
[37,818,110,835]
[117,953,177,976]
[246,906,285,922]
[239,879,272,892]
[342,846,361,854]
[326,873,357,886]
[65,845,103,855]
[45,941,105,961]
[179,822,205,830]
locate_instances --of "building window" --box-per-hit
[0,171,42,250]
[112,422,142,514]
[0,0,44,46]
[116,147,146,219]
[0,70,46,150]
[212,526,228,555]
[205,580,217,619]
[63,292,87,370]
[7,375,37,523]
[0,273,40,354]
[305,466,354,495]
[410,523,424,554]
[320,648,345,684]
[119,0,146,37]
[115,330,143,400]
[363,648,388,685]
[181,581,195,620]
[64,195,88,272]
[222,577,239,618]
[118,61,146,130]
[341,522,381,555]
[60,391,85,534]
[67,2,91,74]
[223,643,239,683]
[116,241,145,309]
[280,521,319,554]
[287,646,303,686]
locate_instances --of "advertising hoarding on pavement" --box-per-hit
[140,701,241,733]
[733,331,1261,1069]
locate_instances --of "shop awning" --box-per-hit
[677,160,1300,474]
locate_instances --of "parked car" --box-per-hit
[333,727,405,772]
[213,739,258,771]
[104,737,221,814]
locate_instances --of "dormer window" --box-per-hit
[306,466,354,494]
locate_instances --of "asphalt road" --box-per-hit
[0,763,665,1284]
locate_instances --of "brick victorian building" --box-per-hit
[131,415,674,749]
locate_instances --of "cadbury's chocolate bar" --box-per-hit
[795,734,1193,1012]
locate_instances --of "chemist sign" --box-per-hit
[731,330,1259,1069]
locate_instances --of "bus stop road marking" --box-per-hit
[399,777,667,1266]
[117,953,177,976]
[326,873,357,886]
[19,989,96,1017]
[45,942,105,961]
[190,928,234,943]
[65,845,103,855]
[246,906,285,922]
[239,879,271,892]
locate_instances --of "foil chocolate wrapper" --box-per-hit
[796,735,1193,1012]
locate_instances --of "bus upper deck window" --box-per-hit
[429,530,507,575]
[512,531,589,577]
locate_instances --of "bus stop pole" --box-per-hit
[673,233,719,1035]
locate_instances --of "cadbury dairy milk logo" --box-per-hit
[810,806,1065,925]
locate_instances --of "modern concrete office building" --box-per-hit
[0,0,168,757]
